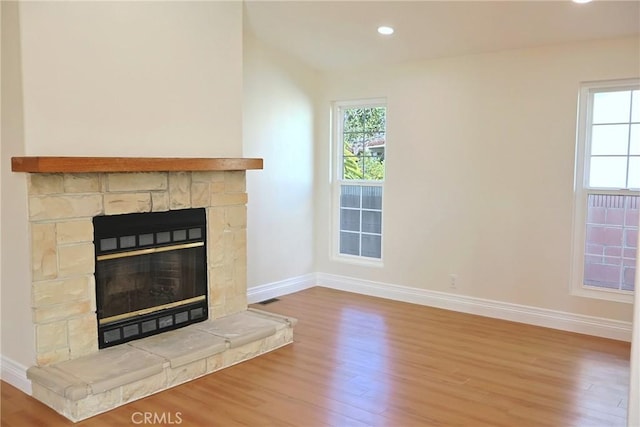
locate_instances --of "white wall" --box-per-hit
[1,0,33,378]
[315,37,639,323]
[1,1,244,373]
[18,1,243,157]
[243,32,317,290]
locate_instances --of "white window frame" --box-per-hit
[331,98,387,266]
[571,79,639,303]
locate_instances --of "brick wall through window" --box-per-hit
[584,194,638,291]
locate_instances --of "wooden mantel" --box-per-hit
[11,157,263,173]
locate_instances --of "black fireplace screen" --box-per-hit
[93,208,208,348]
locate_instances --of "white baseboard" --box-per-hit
[316,273,633,342]
[247,273,316,305]
[1,273,627,399]
[0,272,630,402]
[1,355,32,395]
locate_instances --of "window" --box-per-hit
[333,100,386,261]
[572,80,639,302]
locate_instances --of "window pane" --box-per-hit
[630,124,640,155]
[629,157,640,189]
[632,90,640,123]
[362,186,382,209]
[340,232,360,256]
[360,156,385,180]
[343,155,363,180]
[589,157,627,188]
[338,184,382,259]
[584,194,638,292]
[343,109,364,133]
[591,124,629,155]
[362,210,382,234]
[593,91,631,124]
[344,135,365,155]
[369,133,386,162]
[337,102,385,261]
[340,185,360,208]
[340,209,360,232]
[341,106,386,182]
[366,107,386,131]
[361,234,382,258]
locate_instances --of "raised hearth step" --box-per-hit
[26,308,297,420]
[247,307,298,327]
[28,346,165,401]
[128,327,227,368]
[194,310,283,348]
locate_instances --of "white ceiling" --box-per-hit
[244,0,640,71]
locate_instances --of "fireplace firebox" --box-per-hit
[93,208,208,348]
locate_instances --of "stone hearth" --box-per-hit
[28,309,296,422]
[14,160,295,422]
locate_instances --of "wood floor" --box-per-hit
[1,287,631,426]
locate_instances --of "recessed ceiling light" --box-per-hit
[377,26,394,36]
[572,0,592,3]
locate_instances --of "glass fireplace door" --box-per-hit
[93,208,208,348]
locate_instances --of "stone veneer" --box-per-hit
[23,170,295,421]
[28,171,248,366]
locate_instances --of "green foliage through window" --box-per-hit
[342,106,386,180]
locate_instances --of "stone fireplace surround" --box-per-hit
[11,157,296,422]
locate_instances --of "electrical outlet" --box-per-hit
[449,274,458,289]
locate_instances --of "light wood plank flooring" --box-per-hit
[1,287,631,426]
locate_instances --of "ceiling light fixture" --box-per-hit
[572,0,592,3]
[377,26,394,36]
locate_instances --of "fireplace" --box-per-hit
[15,164,261,366]
[93,208,208,348]
[14,158,295,422]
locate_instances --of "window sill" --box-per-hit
[571,285,634,304]
[332,254,384,268]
